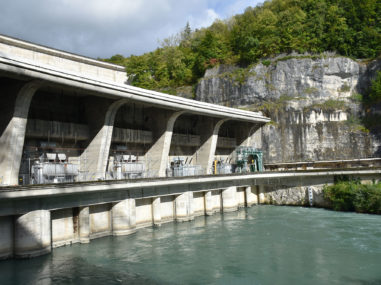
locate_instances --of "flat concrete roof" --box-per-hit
[0,34,124,71]
[0,36,270,123]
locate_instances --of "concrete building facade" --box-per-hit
[0,34,269,186]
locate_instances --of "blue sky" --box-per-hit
[0,0,262,58]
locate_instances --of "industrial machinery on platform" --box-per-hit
[213,159,233,174]
[167,157,202,177]
[234,147,263,173]
[31,153,79,184]
[112,155,145,180]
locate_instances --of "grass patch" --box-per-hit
[338,84,351,92]
[304,87,319,95]
[304,99,347,112]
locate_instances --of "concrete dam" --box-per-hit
[0,34,379,260]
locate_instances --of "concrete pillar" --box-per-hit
[152,197,162,226]
[204,191,214,215]
[146,110,185,177]
[240,124,261,147]
[175,192,194,222]
[245,186,258,207]
[193,119,228,174]
[0,216,13,259]
[0,81,41,185]
[222,186,238,212]
[81,99,127,180]
[14,210,51,258]
[112,199,137,235]
[258,185,265,204]
[79,207,90,243]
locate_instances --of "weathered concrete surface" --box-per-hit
[90,204,112,238]
[175,191,194,222]
[160,195,175,222]
[0,34,127,85]
[245,186,258,207]
[0,81,40,185]
[136,198,153,228]
[79,206,90,243]
[81,99,127,180]
[51,208,77,248]
[112,199,137,236]
[193,118,227,174]
[14,210,51,258]
[222,186,238,212]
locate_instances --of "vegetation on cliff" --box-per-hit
[104,0,380,93]
[323,181,381,214]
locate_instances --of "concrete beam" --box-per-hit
[0,81,41,185]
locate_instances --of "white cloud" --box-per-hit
[0,0,261,58]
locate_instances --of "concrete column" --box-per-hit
[79,207,90,243]
[240,124,261,147]
[152,197,162,226]
[112,199,137,235]
[81,99,127,180]
[204,191,214,215]
[0,216,13,260]
[258,185,265,204]
[175,192,194,222]
[146,111,185,177]
[222,186,238,212]
[193,119,228,174]
[245,186,258,207]
[14,210,51,258]
[0,81,41,185]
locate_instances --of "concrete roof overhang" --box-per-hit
[0,50,270,124]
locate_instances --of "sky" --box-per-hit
[0,0,262,59]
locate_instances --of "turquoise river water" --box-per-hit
[1,205,381,285]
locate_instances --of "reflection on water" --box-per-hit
[1,206,381,285]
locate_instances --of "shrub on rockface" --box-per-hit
[323,181,381,214]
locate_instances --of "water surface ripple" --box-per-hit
[1,206,381,285]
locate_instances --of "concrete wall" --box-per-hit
[1,170,380,260]
[90,204,112,238]
[136,198,153,228]
[51,208,78,248]
[160,195,175,223]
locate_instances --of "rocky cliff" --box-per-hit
[195,54,381,163]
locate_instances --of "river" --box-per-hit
[1,206,380,285]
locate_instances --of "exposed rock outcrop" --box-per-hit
[196,55,381,163]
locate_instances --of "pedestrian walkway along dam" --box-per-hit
[0,34,379,260]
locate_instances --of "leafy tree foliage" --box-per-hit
[104,0,380,93]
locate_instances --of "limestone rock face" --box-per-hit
[195,56,381,163]
[263,185,328,207]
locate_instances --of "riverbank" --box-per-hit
[262,181,381,215]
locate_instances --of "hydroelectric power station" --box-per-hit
[0,34,379,260]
